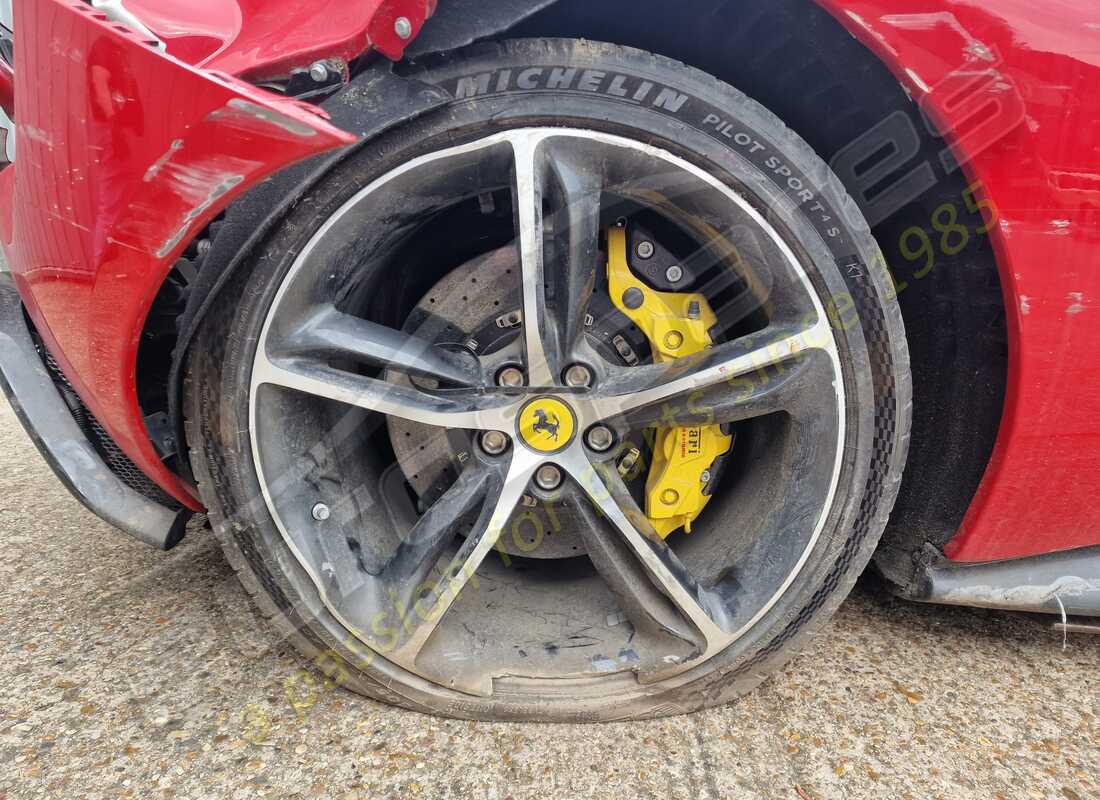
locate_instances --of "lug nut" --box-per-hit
[534,464,563,491]
[563,364,593,388]
[665,265,684,283]
[636,241,655,259]
[480,430,510,456]
[586,425,615,452]
[394,16,413,39]
[311,502,331,522]
[497,366,525,387]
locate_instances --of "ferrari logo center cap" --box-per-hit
[517,397,576,454]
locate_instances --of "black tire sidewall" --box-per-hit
[188,39,910,721]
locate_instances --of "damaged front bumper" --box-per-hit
[0,0,356,547]
[0,272,191,548]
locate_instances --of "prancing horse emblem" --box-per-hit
[532,409,561,441]
[518,397,574,453]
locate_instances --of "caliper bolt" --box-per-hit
[636,241,655,259]
[564,364,593,388]
[664,330,685,350]
[311,503,331,522]
[308,61,330,82]
[497,366,526,387]
[665,265,684,283]
[700,470,712,484]
[660,489,680,506]
[394,16,413,39]
[585,425,615,452]
[535,464,563,491]
[622,287,645,310]
[480,430,510,456]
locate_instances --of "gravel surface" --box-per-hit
[1,396,1097,800]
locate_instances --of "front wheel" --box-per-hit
[186,39,911,721]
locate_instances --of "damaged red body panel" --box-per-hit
[121,0,437,78]
[819,0,1100,562]
[0,0,356,508]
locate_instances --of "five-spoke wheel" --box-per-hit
[187,40,909,720]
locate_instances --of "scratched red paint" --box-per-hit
[818,0,1100,561]
[123,0,437,77]
[0,0,356,508]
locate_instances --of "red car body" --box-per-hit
[817,0,1100,564]
[1,1,1097,577]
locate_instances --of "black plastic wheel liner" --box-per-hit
[406,0,562,60]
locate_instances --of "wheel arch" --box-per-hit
[140,64,456,486]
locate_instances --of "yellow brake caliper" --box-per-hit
[607,227,732,539]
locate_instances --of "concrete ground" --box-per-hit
[0,396,1097,800]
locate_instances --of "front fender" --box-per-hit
[0,0,356,509]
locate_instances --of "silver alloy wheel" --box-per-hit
[249,128,845,696]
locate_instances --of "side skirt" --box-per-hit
[905,544,1100,618]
